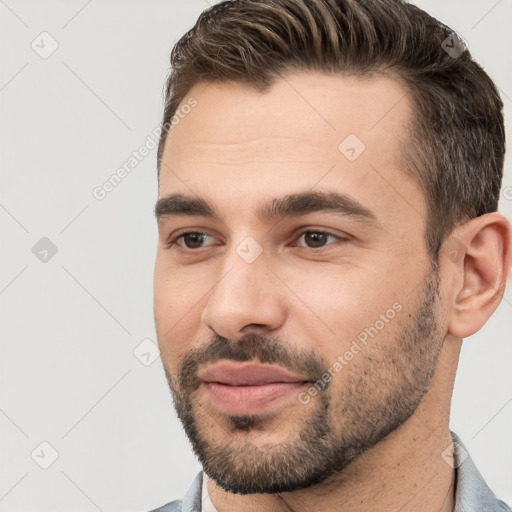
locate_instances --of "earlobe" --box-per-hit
[445,213,512,339]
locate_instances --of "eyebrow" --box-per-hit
[154,191,378,225]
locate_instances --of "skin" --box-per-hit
[153,72,512,512]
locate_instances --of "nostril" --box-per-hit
[240,323,270,334]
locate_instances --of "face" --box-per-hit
[153,72,447,494]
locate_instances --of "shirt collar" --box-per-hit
[451,431,510,512]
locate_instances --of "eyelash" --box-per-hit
[165,229,346,251]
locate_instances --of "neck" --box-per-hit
[207,337,461,512]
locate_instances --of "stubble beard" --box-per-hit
[164,270,444,494]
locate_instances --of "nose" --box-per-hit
[200,250,287,340]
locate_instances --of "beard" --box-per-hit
[163,269,443,495]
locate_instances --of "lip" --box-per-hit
[198,362,310,415]
[197,361,308,385]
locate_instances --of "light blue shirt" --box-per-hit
[149,432,511,512]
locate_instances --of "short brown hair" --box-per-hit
[157,0,505,260]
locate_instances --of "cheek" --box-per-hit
[154,254,207,322]
[153,261,206,367]
[285,264,406,358]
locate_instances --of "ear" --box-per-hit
[442,212,512,339]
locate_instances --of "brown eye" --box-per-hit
[296,230,340,249]
[167,232,214,249]
[182,233,208,249]
[303,232,328,248]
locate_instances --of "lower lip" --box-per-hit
[202,381,307,415]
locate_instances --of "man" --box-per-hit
[151,0,511,510]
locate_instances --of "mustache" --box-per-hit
[176,333,329,393]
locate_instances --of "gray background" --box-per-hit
[0,1,511,511]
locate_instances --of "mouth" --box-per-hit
[197,361,311,415]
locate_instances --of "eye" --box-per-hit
[166,229,346,251]
[294,230,344,249]
[167,231,218,250]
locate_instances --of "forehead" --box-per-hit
[163,71,411,156]
[159,71,424,225]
